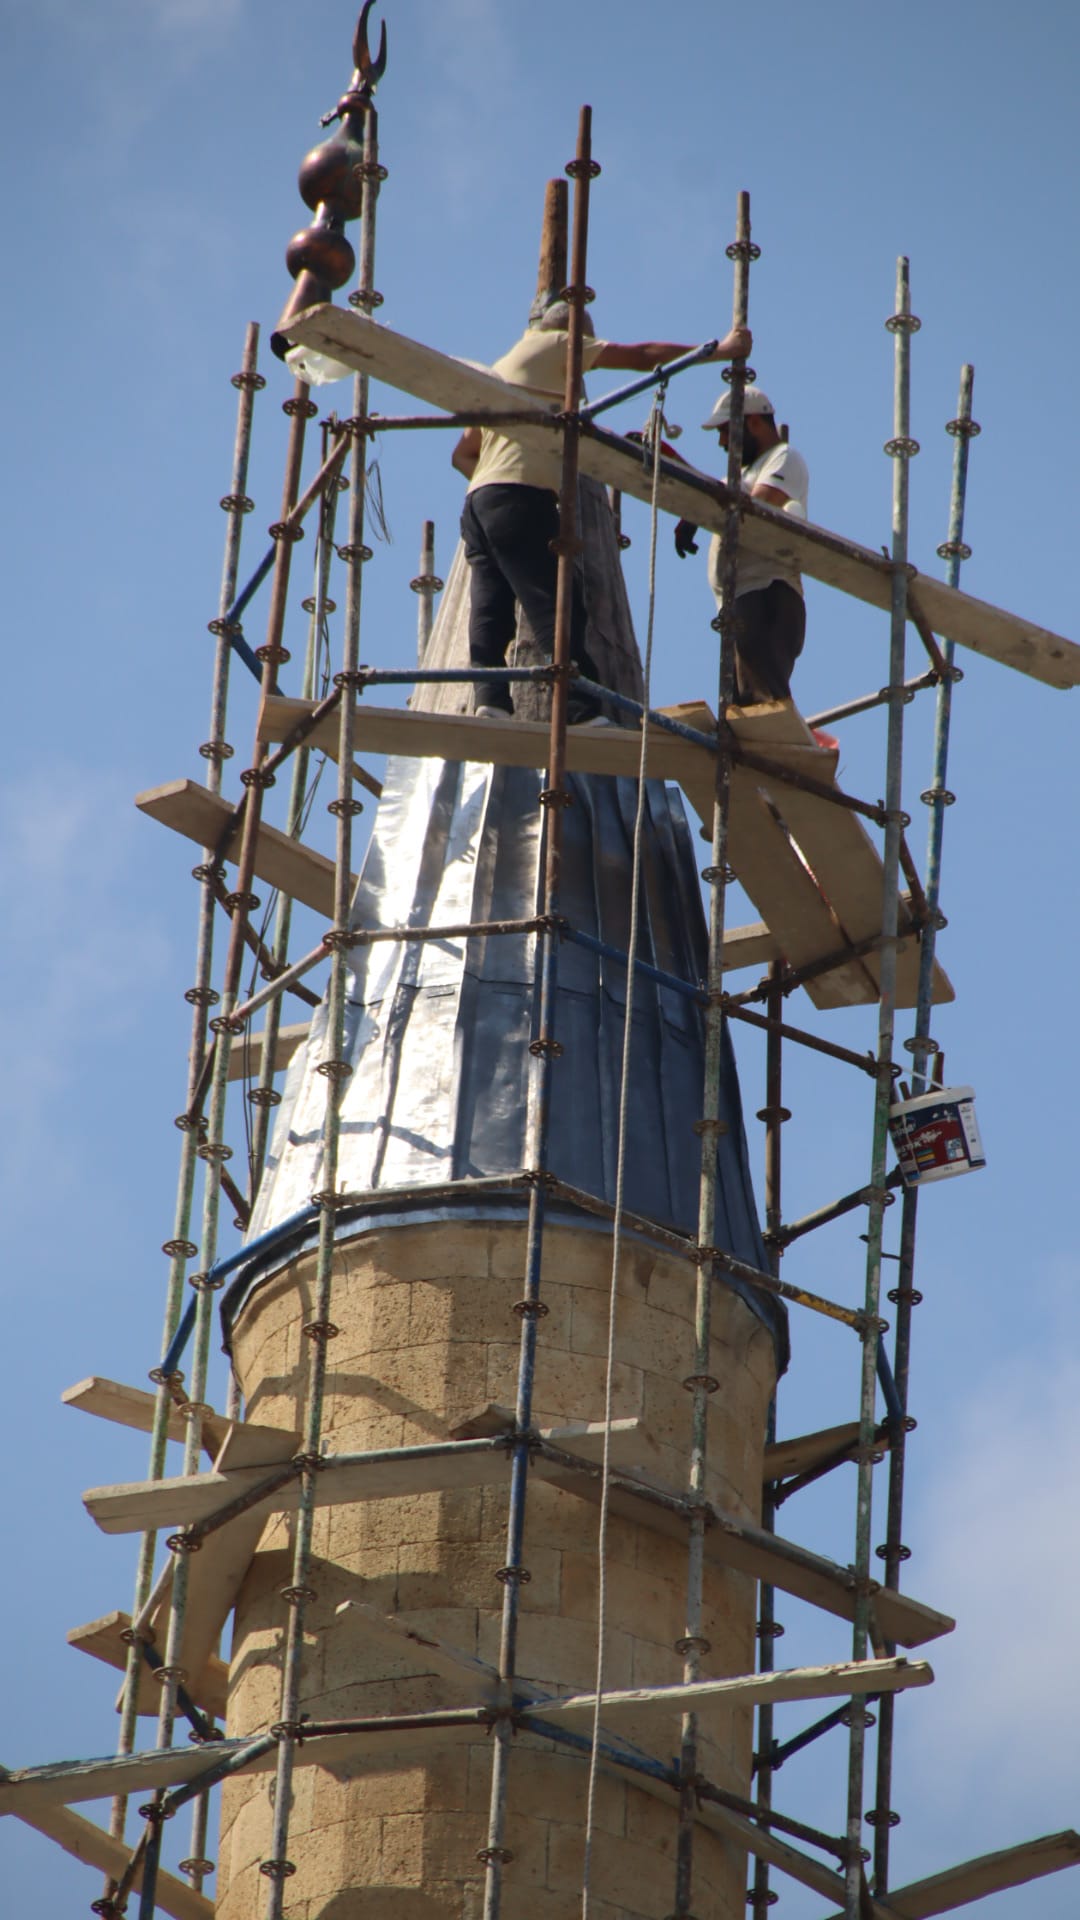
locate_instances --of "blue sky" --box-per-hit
[3,1,1078,1913]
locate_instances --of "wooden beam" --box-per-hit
[61,1376,224,1450]
[130,1420,301,1720]
[135,778,352,919]
[547,1457,954,1651]
[284,305,1080,691]
[66,1611,230,1724]
[82,1419,659,1537]
[227,1021,310,1084]
[0,1725,479,1818]
[764,1422,861,1481]
[818,1830,1080,1918]
[258,694,945,1009]
[7,1799,212,1920]
[527,1656,932,1732]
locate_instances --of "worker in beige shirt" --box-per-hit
[453,304,750,724]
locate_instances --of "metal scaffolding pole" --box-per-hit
[480,104,596,1920]
[100,322,262,1916]
[260,93,383,1920]
[673,189,753,1920]
[843,256,919,1920]
[870,365,977,1891]
[245,427,343,1198]
[410,518,442,665]
[751,963,786,1919]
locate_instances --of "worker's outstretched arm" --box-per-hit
[595,324,751,372]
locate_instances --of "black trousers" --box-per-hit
[461,483,600,713]
[731,579,806,705]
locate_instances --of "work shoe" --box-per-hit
[569,711,615,727]
[475,704,513,720]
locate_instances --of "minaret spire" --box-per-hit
[270,4,387,358]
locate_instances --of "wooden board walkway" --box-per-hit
[136,772,779,980]
[256,692,951,1010]
[5,1796,211,1920]
[819,1830,1080,1918]
[285,304,1080,690]
[82,1427,952,1652]
[135,778,353,918]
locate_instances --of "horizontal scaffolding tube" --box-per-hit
[577,340,720,422]
[807,670,939,731]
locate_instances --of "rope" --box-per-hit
[580,386,667,1917]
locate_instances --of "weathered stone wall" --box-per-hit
[215,1219,776,1919]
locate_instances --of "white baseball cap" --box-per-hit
[701,384,775,429]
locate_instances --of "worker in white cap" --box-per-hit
[674,386,809,705]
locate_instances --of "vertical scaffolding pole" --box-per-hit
[751,964,785,1918]
[102,324,262,1914]
[138,355,315,1920]
[260,100,382,1920]
[246,433,343,1196]
[871,365,976,1891]
[410,518,442,665]
[481,104,596,1920]
[673,189,753,1920]
[844,256,918,1919]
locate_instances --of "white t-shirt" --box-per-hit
[467,329,609,496]
[708,440,809,603]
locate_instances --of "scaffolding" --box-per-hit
[7,12,1080,1920]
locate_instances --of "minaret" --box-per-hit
[213,131,784,1920]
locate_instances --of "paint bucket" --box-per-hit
[888,1085,986,1189]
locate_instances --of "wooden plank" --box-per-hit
[82,1420,658,1536]
[135,778,353,918]
[227,1021,309,1083]
[675,701,952,1009]
[258,696,868,1008]
[285,306,1080,691]
[0,1725,479,1817]
[528,1655,931,1731]
[764,1423,861,1481]
[7,1800,212,1920]
[136,1420,301,1720]
[556,1462,954,1651]
[66,1610,230,1724]
[819,1830,1080,1919]
[61,1376,223,1450]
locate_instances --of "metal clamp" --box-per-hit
[302,1320,341,1342]
[675,1634,711,1657]
[162,1237,199,1260]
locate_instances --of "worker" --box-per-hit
[453,306,752,723]
[674,386,809,705]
